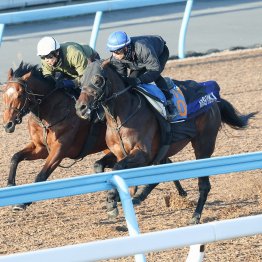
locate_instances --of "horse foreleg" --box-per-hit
[105,149,149,219]
[106,188,119,219]
[34,149,63,183]
[132,184,158,205]
[14,148,63,211]
[132,157,187,206]
[9,142,48,212]
[7,142,48,187]
[93,151,117,173]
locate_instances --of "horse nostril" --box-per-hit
[6,121,14,129]
[4,121,15,133]
[80,104,87,111]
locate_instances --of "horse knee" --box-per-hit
[10,153,21,165]
[113,162,125,170]
[107,189,119,204]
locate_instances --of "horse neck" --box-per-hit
[27,77,52,96]
[27,78,69,119]
[106,68,133,115]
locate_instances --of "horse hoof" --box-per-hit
[12,204,26,212]
[93,162,104,173]
[191,213,201,224]
[107,207,119,220]
[132,197,141,206]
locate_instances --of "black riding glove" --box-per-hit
[56,79,76,90]
[125,77,141,87]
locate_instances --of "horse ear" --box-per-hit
[7,68,13,80]
[21,71,32,81]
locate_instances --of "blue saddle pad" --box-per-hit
[137,80,220,122]
[137,83,187,122]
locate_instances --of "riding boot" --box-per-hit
[155,75,178,120]
[166,99,178,120]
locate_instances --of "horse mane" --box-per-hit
[13,61,45,82]
[102,59,126,84]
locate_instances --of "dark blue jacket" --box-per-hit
[110,35,167,83]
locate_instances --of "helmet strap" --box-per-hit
[124,44,132,61]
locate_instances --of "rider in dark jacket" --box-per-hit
[106,31,176,118]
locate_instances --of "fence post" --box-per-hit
[89,11,103,49]
[0,23,4,45]
[110,175,146,262]
[178,0,194,59]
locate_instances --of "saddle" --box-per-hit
[134,78,221,163]
[134,78,220,123]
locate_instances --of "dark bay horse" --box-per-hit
[75,60,257,224]
[2,62,187,211]
[1,62,118,210]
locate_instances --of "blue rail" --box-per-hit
[0,151,261,262]
[0,0,193,58]
[1,151,261,207]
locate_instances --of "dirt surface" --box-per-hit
[0,48,262,261]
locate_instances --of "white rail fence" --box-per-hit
[0,0,193,58]
[0,151,261,261]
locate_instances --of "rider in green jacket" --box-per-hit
[37,36,100,90]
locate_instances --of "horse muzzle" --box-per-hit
[3,121,16,133]
[75,103,92,120]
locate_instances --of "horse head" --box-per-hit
[75,60,127,120]
[75,60,108,120]
[2,67,34,132]
[2,62,51,133]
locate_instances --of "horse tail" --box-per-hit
[218,98,257,129]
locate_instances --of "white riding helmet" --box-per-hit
[37,36,60,56]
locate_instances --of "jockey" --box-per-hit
[106,31,176,118]
[37,36,100,92]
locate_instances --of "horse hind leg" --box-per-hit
[190,138,217,224]
[192,176,211,224]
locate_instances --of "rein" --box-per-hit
[103,84,133,103]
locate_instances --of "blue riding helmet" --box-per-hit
[107,31,131,52]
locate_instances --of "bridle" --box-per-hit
[5,78,57,124]
[81,71,133,111]
[79,66,142,157]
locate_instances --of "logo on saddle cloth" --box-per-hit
[136,80,220,123]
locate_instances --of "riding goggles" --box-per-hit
[112,48,125,55]
[40,52,56,60]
